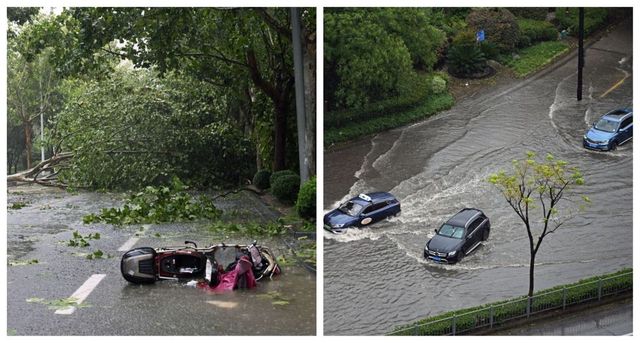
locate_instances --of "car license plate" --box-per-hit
[430,256,445,263]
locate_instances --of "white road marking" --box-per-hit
[55,274,106,315]
[117,224,149,251]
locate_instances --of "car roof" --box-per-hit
[603,108,632,122]
[446,208,483,228]
[349,192,396,205]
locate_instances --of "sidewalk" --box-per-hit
[490,297,632,336]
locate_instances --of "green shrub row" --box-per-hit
[325,73,434,129]
[517,18,558,47]
[325,92,454,146]
[390,268,632,335]
[556,7,609,37]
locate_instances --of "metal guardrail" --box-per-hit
[389,271,633,336]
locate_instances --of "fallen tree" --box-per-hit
[7,152,73,186]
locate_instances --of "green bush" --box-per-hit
[271,174,301,204]
[325,93,454,146]
[270,170,297,187]
[508,8,549,20]
[555,8,609,36]
[478,41,500,60]
[451,28,476,46]
[447,43,487,77]
[518,18,558,46]
[466,8,520,53]
[296,176,316,219]
[252,170,271,190]
[429,74,448,94]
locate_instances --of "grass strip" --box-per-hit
[506,41,570,78]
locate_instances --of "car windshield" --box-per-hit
[338,201,364,216]
[437,224,465,239]
[594,118,619,132]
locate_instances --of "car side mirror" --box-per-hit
[434,229,438,234]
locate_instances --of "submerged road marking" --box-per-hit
[206,300,238,309]
[55,274,106,315]
[600,74,629,98]
[117,224,149,251]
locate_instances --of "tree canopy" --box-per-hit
[7,8,316,189]
[324,8,447,111]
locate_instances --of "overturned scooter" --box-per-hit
[120,240,280,290]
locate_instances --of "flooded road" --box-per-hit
[7,185,315,335]
[324,19,633,335]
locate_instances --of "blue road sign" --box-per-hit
[476,30,485,42]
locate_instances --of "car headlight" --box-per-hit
[332,223,345,228]
[448,251,457,257]
[583,135,588,140]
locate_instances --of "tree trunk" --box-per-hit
[23,121,33,169]
[528,249,536,297]
[273,102,287,171]
[303,32,316,177]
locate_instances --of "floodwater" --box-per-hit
[7,185,315,335]
[324,19,633,335]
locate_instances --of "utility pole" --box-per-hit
[291,7,309,183]
[577,7,585,101]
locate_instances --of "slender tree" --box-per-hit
[7,47,59,169]
[488,152,589,297]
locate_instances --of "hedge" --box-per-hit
[325,92,454,146]
[518,18,558,46]
[390,268,632,335]
[325,73,432,129]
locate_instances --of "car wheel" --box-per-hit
[610,141,618,151]
[482,228,490,241]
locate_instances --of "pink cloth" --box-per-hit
[198,256,256,293]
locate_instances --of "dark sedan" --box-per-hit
[324,192,401,234]
[424,208,490,263]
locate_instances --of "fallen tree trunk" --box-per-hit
[7,152,73,187]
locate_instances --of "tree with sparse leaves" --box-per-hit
[488,152,589,297]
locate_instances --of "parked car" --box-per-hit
[583,108,633,151]
[324,192,401,233]
[424,208,490,264]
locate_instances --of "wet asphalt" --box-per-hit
[324,18,633,335]
[7,185,316,335]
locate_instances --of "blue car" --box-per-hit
[583,108,633,151]
[324,192,401,233]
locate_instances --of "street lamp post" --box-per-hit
[577,7,585,101]
[291,7,309,183]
